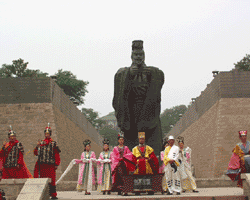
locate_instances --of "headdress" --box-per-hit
[177,136,184,144]
[132,40,144,51]
[83,139,91,147]
[44,123,52,135]
[8,125,16,137]
[239,130,247,137]
[117,131,124,139]
[138,132,145,139]
[168,135,174,141]
[103,138,110,145]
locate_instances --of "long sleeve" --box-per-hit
[54,148,61,166]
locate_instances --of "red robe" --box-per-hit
[34,138,60,198]
[0,140,33,179]
[132,145,159,175]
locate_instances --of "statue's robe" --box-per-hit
[113,64,164,155]
[132,145,159,175]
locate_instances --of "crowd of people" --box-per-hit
[0,126,199,199]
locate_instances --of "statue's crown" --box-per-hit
[132,40,143,51]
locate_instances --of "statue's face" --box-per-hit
[132,50,145,65]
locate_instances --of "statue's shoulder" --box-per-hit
[145,66,164,76]
[116,67,130,75]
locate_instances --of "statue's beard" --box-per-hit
[132,59,144,66]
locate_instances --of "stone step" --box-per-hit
[57,188,246,200]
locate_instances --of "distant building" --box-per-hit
[100,111,118,130]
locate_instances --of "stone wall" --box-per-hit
[0,77,103,181]
[168,70,250,178]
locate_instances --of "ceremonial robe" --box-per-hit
[113,66,164,155]
[75,151,96,192]
[178,147,197,191]
[132,145,159,175]
[34,138,61,198]
[111,146,135,192]
[0,140,32,179]
[226,141,250,187]
[97,151,112,192]
[163,145,181,193]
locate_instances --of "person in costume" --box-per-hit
[0,126,33,179]
[111,132,135,196]
[160,138,169,194]
[177,136,198,193]
[226,130,250,188]
[132,132,159,175]
[75,139,96,195]
[97,138,112,195]
[163,135,181,195]
[0,170,6,200]
[132,131,159,195]
[34,124,61,200]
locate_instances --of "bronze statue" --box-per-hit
[113,40,164,155]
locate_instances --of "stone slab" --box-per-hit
[57,188,244,200]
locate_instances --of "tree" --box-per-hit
[160,105,187,138]
[1,59,89,106]
[0,58,48,78]
[81,108,106,130]
[234,54,250,71]
[55,69,89,105]
[98,124,119,147]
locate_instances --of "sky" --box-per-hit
[0,0,250,117]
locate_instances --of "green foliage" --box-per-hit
[0,58,48,78]
[81,108,106,130]
[55,69,89,106]
[160,105,187,138]
[234,54,250,71]
[98,125,119,147]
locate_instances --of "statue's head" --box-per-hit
[131,40,145,66]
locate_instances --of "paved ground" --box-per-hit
[57,188,244,200]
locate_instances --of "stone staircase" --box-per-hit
[57,188,245,200]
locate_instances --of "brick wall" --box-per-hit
[168,70,250,178]
[0,77,103,182]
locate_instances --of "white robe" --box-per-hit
[163,145,181,193]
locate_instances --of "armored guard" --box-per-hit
[0,126,32,179]
[34,124,61,199]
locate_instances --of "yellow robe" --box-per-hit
[132,145,154,175]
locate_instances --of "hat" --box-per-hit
[177,136,184,144]
[44,123,52,135]
[239,130,247,136]
[132,40,144,51]
[168,135,174,141]
[138,132,145,139]
[117,131,124,139]
[83,139,91,147]
[103,138,110,145]
[8,125,16,137]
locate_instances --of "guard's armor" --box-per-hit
[3,142,24,168]
[37,141,61,164]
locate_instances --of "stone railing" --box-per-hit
[0,178,51,200]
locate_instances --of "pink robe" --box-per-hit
[75,151,96,185]
[159,150,165,173]
[97,151,112,185]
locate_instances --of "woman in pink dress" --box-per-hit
[75,139,96,195]
[111,132,135,196]
[97,138,112,195]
